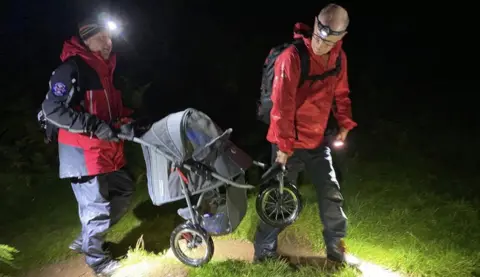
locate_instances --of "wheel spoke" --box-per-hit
[265,201,276,209]
[268,193,277,202]
[268,208,276,217]
[282,198,294,204]
[280,205,291,216]
[283,202,296,212]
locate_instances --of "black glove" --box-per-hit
[94,121,119,142]
[118,123,135,141]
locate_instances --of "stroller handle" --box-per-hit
[258,162,286,185]
[117,133,133,141]
[253,161,267,169]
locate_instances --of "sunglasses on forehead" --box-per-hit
[315,15,347,39]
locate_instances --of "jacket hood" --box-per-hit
[293,22,313,39]
[60,36,116,77]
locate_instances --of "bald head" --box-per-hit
[310,4,349,55]
[318,3,349,32]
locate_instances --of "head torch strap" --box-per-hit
[316,16,347,38]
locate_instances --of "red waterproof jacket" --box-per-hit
[43,37,133,178]
[267,23,357,154]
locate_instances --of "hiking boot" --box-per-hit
[326,239,347,264]
[95,260,122,277]
[253,251,279,263]
[253,251,290,264]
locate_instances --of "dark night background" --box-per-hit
[2,0,477,125]
[3,2,476,119]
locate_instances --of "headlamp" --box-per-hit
[98,12,122,36]
[106,21,118,31]
[319,27,330,39]
[316,15,347,38]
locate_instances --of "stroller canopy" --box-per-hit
[140,108,253,206]
[140,108,229,164]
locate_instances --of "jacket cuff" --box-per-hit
[340,119,358,131]
[277,139,294,155]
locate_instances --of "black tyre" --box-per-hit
[256,182,302,228]
[170,223,214,267]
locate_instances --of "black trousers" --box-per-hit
[253,144,347,257]
[71,169,135,270]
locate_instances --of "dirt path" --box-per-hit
[20,235,403,277]
[19,234,318,277]
[19,256,93,277]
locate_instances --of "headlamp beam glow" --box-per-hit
[98,12,121,35]
[106,21,118,31]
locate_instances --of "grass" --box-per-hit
[1,121,480,277]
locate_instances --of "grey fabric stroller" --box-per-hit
[118,108,302,267]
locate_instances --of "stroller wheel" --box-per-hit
[256,182,302,228]
[170,223,214,267]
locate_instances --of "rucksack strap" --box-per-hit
[292,40,310,88]
[67,56,82,88]
[292,40,342,88]
[304,54,342,88]
[65,56,86,111]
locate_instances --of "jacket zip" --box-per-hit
[104,87,119,171]
[103,89,112,121]
[89,90,94,114]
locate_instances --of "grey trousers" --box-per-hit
[71,169,135,270]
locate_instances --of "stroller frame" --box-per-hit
[119,110,302,267]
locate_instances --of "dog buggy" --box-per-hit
[119,108,302,267]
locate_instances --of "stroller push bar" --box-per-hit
[118,135,256,190]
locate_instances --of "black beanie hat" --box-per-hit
[78,18,106,41]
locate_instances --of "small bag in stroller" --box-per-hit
[177,176,248,236]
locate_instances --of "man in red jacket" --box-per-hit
[41,17,134,276]
[254,4,357,264]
